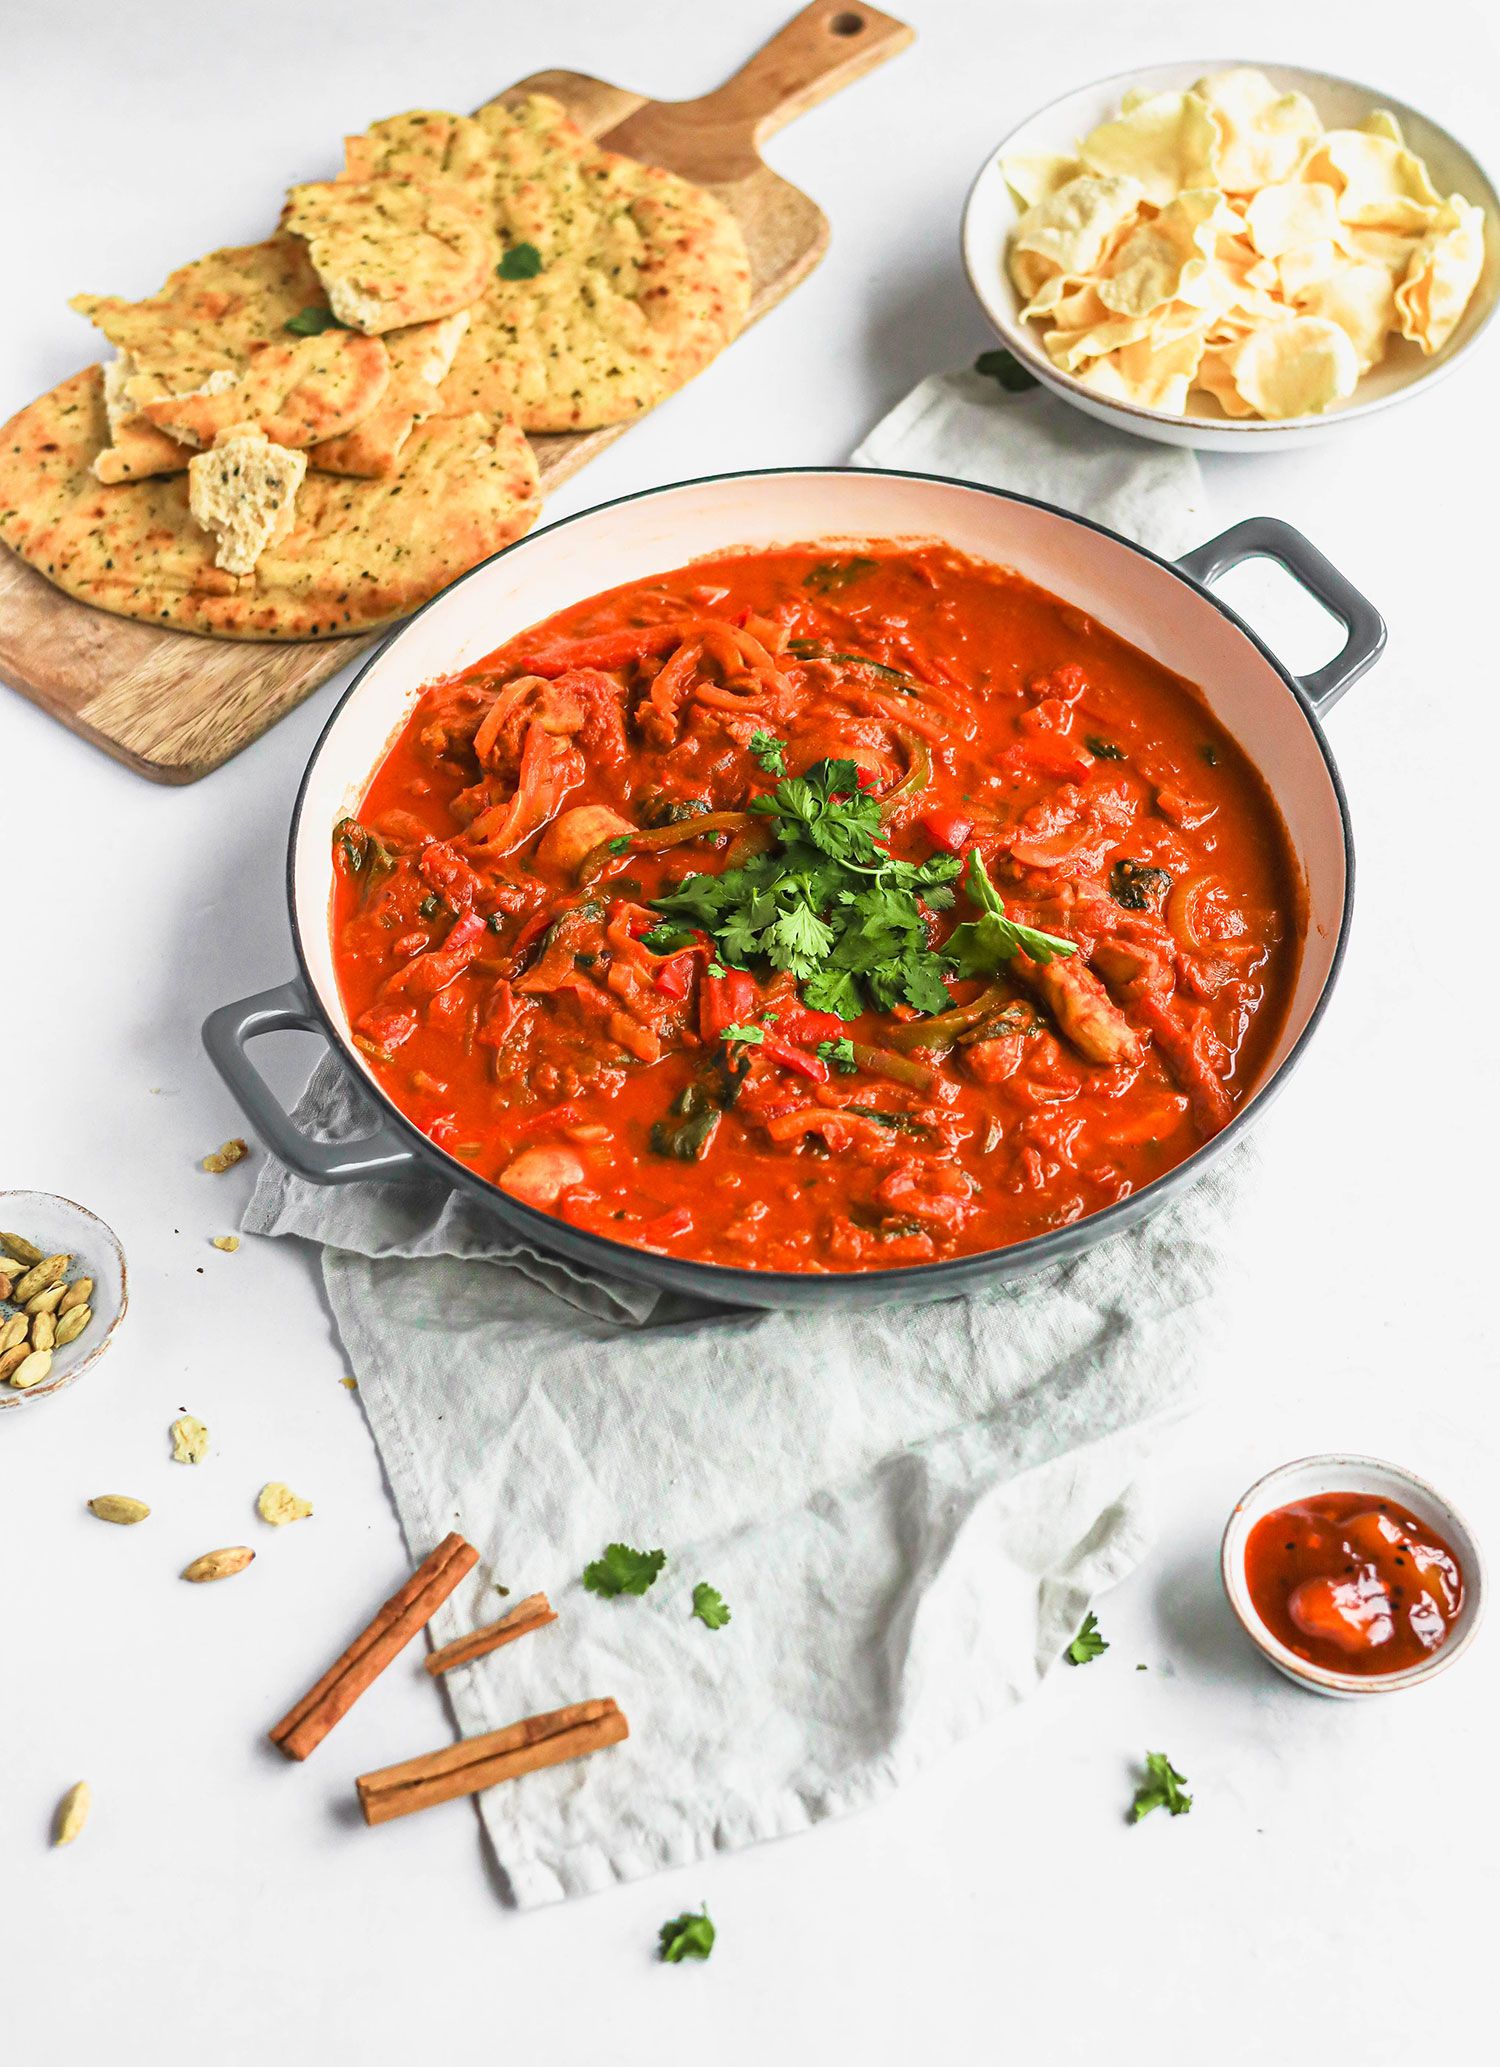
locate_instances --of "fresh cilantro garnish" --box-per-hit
[817,1037,859,1074]
[975,346,1039,392]
[653,759,960,1022]
[606,834,633,855]
[582,1543,666,1598]
[721,1024,765,1046]
[497,241,545,279]
[943,850,1076,976]
[285,306,348,336]
[803,556,876,594]
[1066,1611,1108,1665]
[750,730,788,777]
[706,959,726,978]
[658,1906,715,1963]
[640,922,697,953]
[1131,1751,1192,1822]
[692,1582,731,1630]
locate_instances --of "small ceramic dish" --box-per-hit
[0,1190,128,1410]
[1221,1453,1485,1696]
[962,59,1500,450]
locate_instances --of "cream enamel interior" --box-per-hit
[293,469,1347,1126]
[962,60,1500,452]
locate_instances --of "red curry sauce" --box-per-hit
[1244,1493,1465,1675]
[330,544,1299,1272]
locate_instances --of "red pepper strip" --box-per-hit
[700,967,756,1040]
[918,808,974,853]
[443,910,487,954]
[777,1004,848,1045]
[511,1102,586,1139]
[652,952,696,1000]
[514,623,688,677]
[635,1203,693,1245]
[1001,739,1094,784]
[759,1032,829,1082]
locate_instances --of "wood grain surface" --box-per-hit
[0,3,912,785]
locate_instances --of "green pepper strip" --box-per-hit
[883,982,1008,1050]
[879,729,933,815]
[846,1041,937,1092]
[577,811,754,885]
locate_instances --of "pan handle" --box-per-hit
[1176,517,1386,713]
[202,979,419,1185]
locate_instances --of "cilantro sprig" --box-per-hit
[692,1582,731,1630]
[652,759,961,1021]
[1066,1611,1108,1665]
[944,850,1076,974]
[582,1543,666,1598]
[497,241,545,279]
[1130,1751,1192,1822]
[659,1906,715,1962]
[749,731,787,777]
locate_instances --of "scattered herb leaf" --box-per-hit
[606,834,633,855]
[285,306,348,336]
[1131,1751,1192,1822]
[640,922,697,954]
[1200,743,1220,767]
[722,1024,765,1046]
[1109,858,1172,913]
[975,346,1039,392]
[497,241,545,280]
[803,556,876,594]
[1085,735,1125,760]
[817,1036,859,1074]
[658,1906,715,1963]
[582,1543,666,1598]
[1066,1611,1109,1665]
[692,1582,731,1630]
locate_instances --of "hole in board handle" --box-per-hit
[830,10,866,34]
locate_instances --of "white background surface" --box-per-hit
[2,2,1496,2061]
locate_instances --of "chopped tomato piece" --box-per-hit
[918,808,974,853]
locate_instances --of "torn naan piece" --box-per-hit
[307,309,469,477]
[188,423,306,574]
[341,109,496,195]
[0,367,542,639]
[93,352,197,483]
[135,329,391,449]
[282,176,493,333]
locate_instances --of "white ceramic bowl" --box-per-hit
[962,59,1500,450]
[0,1190,128,1410]
[1221,1453,1485,1696]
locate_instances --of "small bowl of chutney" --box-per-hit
[1221,1455,1485,1697]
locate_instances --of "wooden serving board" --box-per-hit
[0,3,912,785]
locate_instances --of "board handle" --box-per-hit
[608,4,914,183]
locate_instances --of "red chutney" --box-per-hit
[1245,1493,1465,1676]
[330,544,1300,1273]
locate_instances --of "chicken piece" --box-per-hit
[536,804,634,877]
[1014,951,1144,1069]
[498,1144,585,1209]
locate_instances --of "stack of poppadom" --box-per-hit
[0,97,751,640]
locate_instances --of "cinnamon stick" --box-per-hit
[356,1698,628,1826]
[423,1591,556,1677]
[270,1531,479,1761]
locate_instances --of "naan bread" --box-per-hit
[342,108,496,194]
[74,235,392,462]
[353,96,751,431]
[307,310,469,477]
[282,176,493,333]
[135,328,391,448]
[0,367,541,639]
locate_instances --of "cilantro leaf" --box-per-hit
[803,556,875,594]
[285,306,348,336]
[606,834,633,855]
[1066,1611,1108,1665]
[497,241,545,279]
[722,1024,764,1046]
[1130,1751,1192,1822]
[975,346,1039,392]
[640,923,697,954]
[582,1543,666,1598]
[817,1037,859,1074]
[943,849,1076,975]
[658,1906,715,1963]
[749,730,788,777]
[692,1582,731,1630]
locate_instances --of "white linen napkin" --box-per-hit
[245,370,1237,1907]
